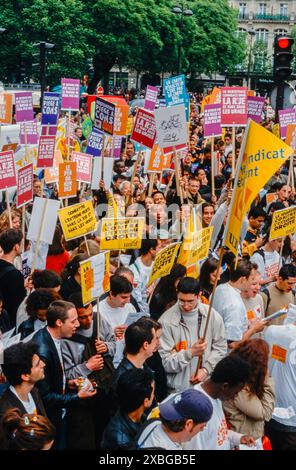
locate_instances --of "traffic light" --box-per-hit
[274,34,294,81]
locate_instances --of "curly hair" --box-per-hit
[230,339,269,399]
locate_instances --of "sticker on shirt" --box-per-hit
[265,263,279,279]
[271,344,287,363]
[247,305,262,323]
[175,340,187,352]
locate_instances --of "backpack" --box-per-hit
[262,288,271,311]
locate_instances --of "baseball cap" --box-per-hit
[159,389,213,423]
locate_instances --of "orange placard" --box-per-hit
[58,161,77,198]
[84,268,94,290]
[271,344,287,363]
[0,93,12,124]
[266,192,278,205]
[44,150,63,184]
[147,145,172,173]
[2,143,18,152]
[175,340,187,352]
[285,124,296,148]
[247,90,256,96]
[114,104,129,136]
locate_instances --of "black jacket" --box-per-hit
[18,317,35,340]
[101,410,141,450]
[32,327,79,429]
[0,260,26,327]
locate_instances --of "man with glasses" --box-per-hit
[158,277,227,393]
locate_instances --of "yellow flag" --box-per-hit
[223,119,293,256]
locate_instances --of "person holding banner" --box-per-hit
[158,277,227,393]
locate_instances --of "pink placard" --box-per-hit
[61,78,80,110]
[0,150,17,190]
[221,87,248,127]
[37,135,56,168]
[72,151,92,184]
[247,96,265,123]
[144,85,158,111]
[15,92,34,123]
[17,163,33,208]
[204,104,222,137]
[131,108,156,149]
[20,120,38,145]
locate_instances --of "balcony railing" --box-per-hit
[239,13,291,21]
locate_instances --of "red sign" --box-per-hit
[16,163,33,208]
[97,86,104,96]
[131,108,156,149]
[37,135,56,168]
[221,87,248,127]
[72,151,92,184]
[0,150,17,190]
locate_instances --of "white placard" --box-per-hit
[154,104,188,148]
[27,197,60,244]
[91,157,113,190]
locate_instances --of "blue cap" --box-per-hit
[159,389,213,423]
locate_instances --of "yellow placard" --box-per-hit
[80,252,107,305]
[270,206,296,240]
[80,261,93,305]
[186,263,199,279]
[148,242,181,287]
[178,226,213,267]
[58,200,97,240]
[266,192,278,205]
[224,119,293,256]
[126,116,134,135]
[100,217,145,250]
[272,123,280,139]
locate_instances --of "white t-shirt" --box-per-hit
[98,297,136,368]
[264,325,296,428]
[250,250,279,284]
[137,421,182,450]
[242,295,265,326]
[130,257,153,314]
[212,283,248,342]
[9,386,37,415]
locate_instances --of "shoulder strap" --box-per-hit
[262,288,271,310]
[254,249,265,263]
[136,419,161,449]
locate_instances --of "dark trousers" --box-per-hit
[265,421,296,450]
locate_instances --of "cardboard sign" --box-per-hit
[113,136,123,158]
[37,135,56,168]
[0,93,12,124]
[154,104,188,149]
[0,150,17,190]
[16,163,33,208]
[58,200,97,240]
[27,197,60,244]
[61,78,80,110]
[164,75,187,107]
[144,85,158,111]
[148,242,181,287]
[114,104,129,136]
[80,252,107,305]
[131,108,156,149]
[204,104,222,138]
[86,128,104,157]
[20,120,38,145]
[58,161,77,198]
[94,97,115,135]
[285,124,296,149]
[247,96,265,124]
[100,218,145,250]
[147,144,170,172]
[44,150,63,184]
[178,227,213,267]
[15,92,34,122]
[221,87,248,127]
[126,116,134,135]
[270,206,296,240]
[91,157,113,190]
[41,92,60,126]
[72,151,92,183]
[279,108,296,139]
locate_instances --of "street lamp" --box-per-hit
[33,41,55,105]
[247,29,256,89]
[171,3,193,75]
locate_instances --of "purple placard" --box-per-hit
[15,92,34,123]
[113,136,122,159]
[204,104,222,138]
[20,120,38,145]
[61,78,80,111]
[279,108,296,139]
[144,85,158,111]
[247,96,265,123]
[86,128,104,157]
[41,92,60,126]
[41,126,57,136]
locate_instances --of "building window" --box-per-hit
[280,4,288,17]
[259,3,267,16]
[274,29,288,38]
[255,29,269,43]
[239,3,247,18]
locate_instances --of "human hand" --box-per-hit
[240,435,256,446]
[95,340,108,354]
[255,236,265,248]
[114,325,127,340]
[78,382,97,399]
[190,368,208,385]
[250,319,267,334]
[86,354,104,371]
[190,339,207,357]
[24,276,33,291]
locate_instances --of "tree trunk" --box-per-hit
[87,54,115,95]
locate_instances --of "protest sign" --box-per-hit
[126,116,134,135]
[44,150,63,184]
[177,227,213,267]
[91,157,113,190]
[80,252,107,305]
[16,163,33,208]
[144,85,158,111]
[58,161,77,198]
[0,150,17,190]
[266,192,278,205]
[37,135,56,168]
[270,206,296,240]
[41,92,60,126]
[113,136,123,158]
[81,116,93,139]
[114,104,129,136]
[15,92,34,123]
[186,263,199,279]
[204,104,222,138]
[0,93,12,124]
[247,96,265,123]
[61,78,80,110]
[20,121,38,145]
[164,75,187,107]
[148,242,181,287]
[147,144,171,172]
[94,97,115,135]
[72,151,92,183]
[285,124,296,148]
[100,218,145,250]
[131,108,156,149]
[223,119,293,256]
[58,200,97,240]
[86,127,104,157]
[221,87,248,127]
[154,104,188,149]
[27,197,60,244]
[279,108,296,139]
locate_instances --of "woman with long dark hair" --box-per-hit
[46,225,70,274]
[199,257,222,301]
[60,253,88,300]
